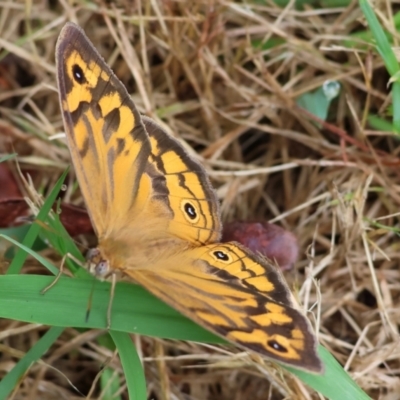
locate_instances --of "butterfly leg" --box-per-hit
[41,252,79,294]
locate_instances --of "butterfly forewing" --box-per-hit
[56,23,152,238]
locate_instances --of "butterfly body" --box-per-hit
[56,22,323,373]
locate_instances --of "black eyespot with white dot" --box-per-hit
[72,64,86,84]
[213,250,229,261]
[184,202,197,220]
[267,340,288,353]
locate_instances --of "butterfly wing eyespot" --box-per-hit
[72,64,86,84]
[56,22,323,373]
[181,201,199,223]
[211,250,231,262]
[268,339,289,353]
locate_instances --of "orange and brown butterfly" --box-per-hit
[56,22,323,373]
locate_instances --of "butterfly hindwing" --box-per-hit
[125,242,322,372]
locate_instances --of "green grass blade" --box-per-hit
[0,153,17,162]
[6,169,69,274]
[110,331,147,400]
[99,367,122,400]
[38,207,89,277]
[359,0,400,133]
[0,274,220,342]
[1,233,60,275]
[359,0,398,75]
[288,346,371,400]
[0,326,64,400]
[0,225,48,259]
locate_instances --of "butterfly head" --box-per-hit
[86,248,110,279]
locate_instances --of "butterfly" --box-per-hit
[55,22,323,373]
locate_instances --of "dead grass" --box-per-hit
[0,0,399,399]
